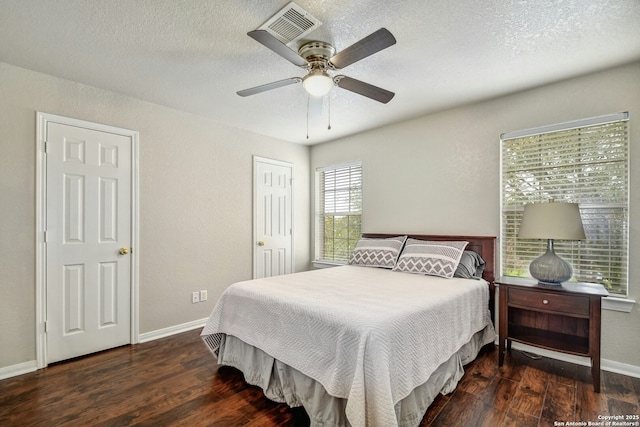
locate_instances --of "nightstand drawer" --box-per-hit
[508,288,590,316]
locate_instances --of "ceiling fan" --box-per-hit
[237,28,396,103]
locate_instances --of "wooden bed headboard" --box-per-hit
[361,234,497,322]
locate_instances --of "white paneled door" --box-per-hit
[45,121,133,364]
[254,157,293,279]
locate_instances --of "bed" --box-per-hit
[201,234,496,427]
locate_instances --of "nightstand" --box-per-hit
[496,276,608,392]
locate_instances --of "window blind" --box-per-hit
[501,114,629,295]
[316,162,362,263]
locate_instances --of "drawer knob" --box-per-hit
[543,299,549,304]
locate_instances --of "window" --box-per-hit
[315,162,362,263]
[501,113,629,295]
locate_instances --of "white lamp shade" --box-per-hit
[518,202,586,240]
[303,71,333,97]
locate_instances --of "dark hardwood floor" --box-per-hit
[1,329,638,426]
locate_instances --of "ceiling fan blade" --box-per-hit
[237,77,302,97]
[334,75,395,104]
[248,30,308,67]
[329,28,396,69]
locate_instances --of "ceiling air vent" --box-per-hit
[258,2,322,47]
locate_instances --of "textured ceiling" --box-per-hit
[1,0,639,145]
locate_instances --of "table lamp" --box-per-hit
[518,202,586,284]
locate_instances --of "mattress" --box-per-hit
[202,265,495,427]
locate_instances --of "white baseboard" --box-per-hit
[604,358,640,379]
[511,342,640,379]
[138,317,208,343]
[0,360,38,381]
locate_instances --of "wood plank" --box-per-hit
[508,365,549,417]
[457,348,498,396]
[501,408,540,427]
[607,397,639,421]
[429,389,495,427]
[540,381,575,424]
[548,358,579,386]
[487,377,520,411]
[576,378,609,422]
[603,371,640,405]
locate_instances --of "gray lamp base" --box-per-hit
[529,239,572,284]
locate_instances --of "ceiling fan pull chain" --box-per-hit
[306,94,310,139]
[327,96,332,130]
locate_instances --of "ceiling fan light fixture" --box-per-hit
[302,70,333,97]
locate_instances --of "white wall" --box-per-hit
[311,61,640,368]
[0,62,310,369]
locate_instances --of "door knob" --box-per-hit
[257,241,265,246]
[119,247,130,255]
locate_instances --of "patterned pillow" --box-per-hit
[393,239,469,278]
[349,236,407,268]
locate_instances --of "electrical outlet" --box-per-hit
[200,290,208,301]
[191,291,200,304]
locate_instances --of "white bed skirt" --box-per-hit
[214,325,495,427]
